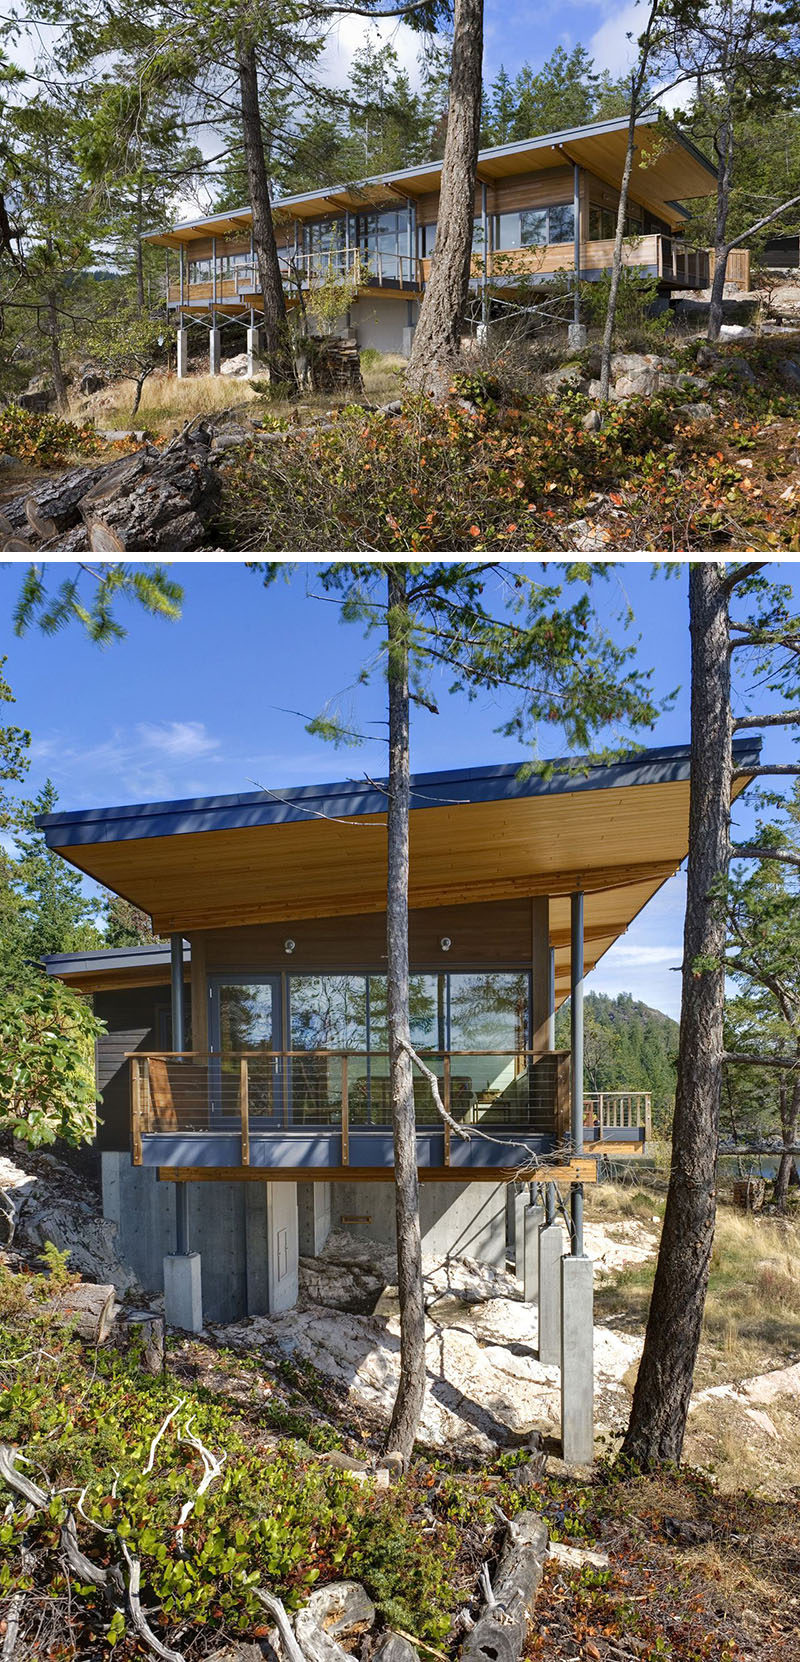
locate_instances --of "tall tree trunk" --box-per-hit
[47,292,69,412]
[708,120,734,343]
[774,1069,800,1210]
[385,567,426,1463]
[135,178,145,311]
[599,118,637,403]
[599,0,659,403]
[622,563,732,1467]
[237,40,293,385]
[406,0,483,398]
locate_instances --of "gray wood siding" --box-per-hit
[95,986,183,1151]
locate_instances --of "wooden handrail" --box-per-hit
[341,1054,349,1166]
[125,1047,572,1060]
[240,1057,250,1166]
[131,1058,143,1165]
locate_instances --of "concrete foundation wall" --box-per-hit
[332,1179,507,1266]
[101,1155,298,1322]
[349,296,415,355]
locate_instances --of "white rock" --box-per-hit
[719,324,755,340]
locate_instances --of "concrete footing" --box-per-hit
[522,1202,545,1302]
[298,1182,332,1256]
[560,1254,594,1463]
[246,326,263,377]
[164,1252,203,1332]
[538,1222,566,1365]
[177,328,189,380]
[209,328,221,375]
[401,324,416,358]
[568,322,588,350]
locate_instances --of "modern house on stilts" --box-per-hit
[40,741,759,1461]
[143,115,739,373]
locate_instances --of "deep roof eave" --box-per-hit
[36,739,762,850]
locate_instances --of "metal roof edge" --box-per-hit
[43,943,186,974]
[145,112,710,241]
[37,739,762,850]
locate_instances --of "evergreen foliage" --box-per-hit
[481,47,630,146]
[556,991,678,1131]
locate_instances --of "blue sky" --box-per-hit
[3,558,799,1021]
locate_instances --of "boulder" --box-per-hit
[778,358,800,390]
[581,409,602,432]
[676,401,714,422]
[614,367,659,398]
[220,353,251,378]
[542,363,588,393]
[719,324,755,340]
[610,352,659,377]
[372,1635,419,1662]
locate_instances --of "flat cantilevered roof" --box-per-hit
[38,741,760,999]
[144,113,717,248]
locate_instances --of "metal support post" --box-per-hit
[570,891,585,1257]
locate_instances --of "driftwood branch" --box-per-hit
[121,1541,186,1662]
[733,767,800,779]
[399,1039,557,1175]
[254,1589,309,1662]
[175,1417,226,1549]
[721,1145,800,1156]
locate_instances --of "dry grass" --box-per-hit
[69,351,408,437]
[596,1204,800,1389]
[585,1175,666,1223]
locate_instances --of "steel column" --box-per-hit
[481,179,489,328]
[573,163,581,325]
[171,932,189,1255]
[547,946,556,1051]
[570,891,585,1256]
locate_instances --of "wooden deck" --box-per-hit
[168,235,711,313]
[129,1047,648,1177]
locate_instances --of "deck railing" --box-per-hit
[129,1048,571,1167]
[583,1090,652,1141]
[167,235,713,307]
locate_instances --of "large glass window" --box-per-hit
[211,977,280,1120]
[188,257,212,283]
[421,219,485,259]
[305,217,345,276]
[496,204,574,249]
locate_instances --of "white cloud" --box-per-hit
[316,17,429,95]
[604,943,682,967]
[134,721,221,761]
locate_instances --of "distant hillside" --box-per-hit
[555,991,678,1132]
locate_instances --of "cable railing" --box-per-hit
[129,1047,572,1166]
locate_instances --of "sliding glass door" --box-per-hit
[209,976,282,1123]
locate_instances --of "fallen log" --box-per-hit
[79,429,221,551]
[460,1511,549,1662]
[45,1281,118,1344]
[1,459,121,538]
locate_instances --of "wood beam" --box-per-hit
[158,1159,599,1185]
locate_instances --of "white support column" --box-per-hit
[209,325,221,376]
[176,328,189,379]
[561,1253,594,1463]
[164,1252,203,1333]
[538,1209,565,1365]
[246,324,263,377]
[522,1199,545,1302]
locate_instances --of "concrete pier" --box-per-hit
[209,327,221,376]
[246,325,263,377]
[560,1254,594,1463]
[538,1221,566,1364]
[298,1182,332,1256]
[163,1252,203,1332]
[176,328,189,380]
[522,1201,545,1303]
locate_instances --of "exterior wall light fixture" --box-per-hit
[440,936,451,952]
[284,938,296,954]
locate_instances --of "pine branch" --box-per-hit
[724,1053,800,1072]
[732,712,800,729]
[733,766,800,779]
[720,561,767,594]
[730,844,800,864]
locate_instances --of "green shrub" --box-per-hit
[0,977,104,1145]
[0,404,103,465]
[580,268,670,349]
